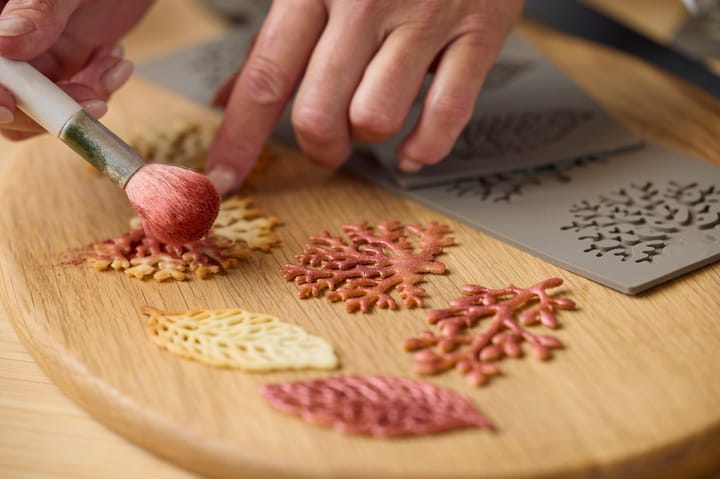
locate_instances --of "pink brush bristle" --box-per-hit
[124,163,220,245]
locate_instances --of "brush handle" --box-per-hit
[0,57,82,135]
[0,57,144,187]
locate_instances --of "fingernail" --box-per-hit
[207,166,237,196]
[0,106,13,123]
[397,157,424,173]
[81,100,108,118]
[101,60,133,92]
[0,16,34,37]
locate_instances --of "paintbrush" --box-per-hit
[0,57,220,245]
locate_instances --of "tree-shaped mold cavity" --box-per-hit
[562,181,720,263]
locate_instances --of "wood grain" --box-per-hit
[2,1,720,478]
[2,62,720,478]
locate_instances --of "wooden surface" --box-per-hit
[2,1,720,479]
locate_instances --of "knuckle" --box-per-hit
[350,104,403,139]
[429,95,473,130]
[240,57,290,107]
[292,106,340,146]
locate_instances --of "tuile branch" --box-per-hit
[404,277,576,386]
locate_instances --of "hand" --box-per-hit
[206,0,524,195]
[0,0,154,140]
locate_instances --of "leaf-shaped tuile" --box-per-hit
[260,375,494,437]
[282,221,455,313]
[141,307,338,371]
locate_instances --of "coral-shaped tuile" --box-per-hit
[404,278,576,387]
[141,306,338,371]
[260,375,494,437]
[282,221,455,313]
[89,229,251,281]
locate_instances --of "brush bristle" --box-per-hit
[124,164,220,245]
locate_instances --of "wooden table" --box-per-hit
[1,1,719,478]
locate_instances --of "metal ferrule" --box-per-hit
[58,110,144,188]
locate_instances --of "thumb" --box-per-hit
[0,0,81,60]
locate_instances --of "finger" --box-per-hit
[290,3,381,168]
[206,0,326,194]
[349,28,443,145]
[26,41,124,83]
[0,83,16,125]
[71,51,133,100]
[0,0,81,59]
[0,129,37,140]
[397,34,500,172]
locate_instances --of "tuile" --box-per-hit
[86,196,279,282]
[141,306,338,371]
[282,221,455,313]
[404,278,576,386]
[260,375,494,437]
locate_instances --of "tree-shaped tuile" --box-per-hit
[261,375,494,437]
[282,221,455,313]
[404,278,576,386]
[90,229,250,281]
[87,196,280,281]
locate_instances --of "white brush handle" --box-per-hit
[0,57,82,135]
[0,56,144,187]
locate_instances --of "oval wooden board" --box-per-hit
[1,78,720,479]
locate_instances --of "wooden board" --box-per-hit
[4,0,720,471]
[0,75,720,479]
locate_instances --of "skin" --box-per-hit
[0,0,154,139]
[0,0,523,195]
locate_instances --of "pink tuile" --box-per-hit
[260,375,495,437]
[405,277,576,387]
[87,227,248,280]
[282,221,455,313]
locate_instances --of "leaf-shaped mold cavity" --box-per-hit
[141,306,338,371]
[260,375,495,437]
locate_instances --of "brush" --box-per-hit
[0,57,220,245]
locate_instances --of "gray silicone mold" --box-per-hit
[346,145,720,294]
[136,27,261,107]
